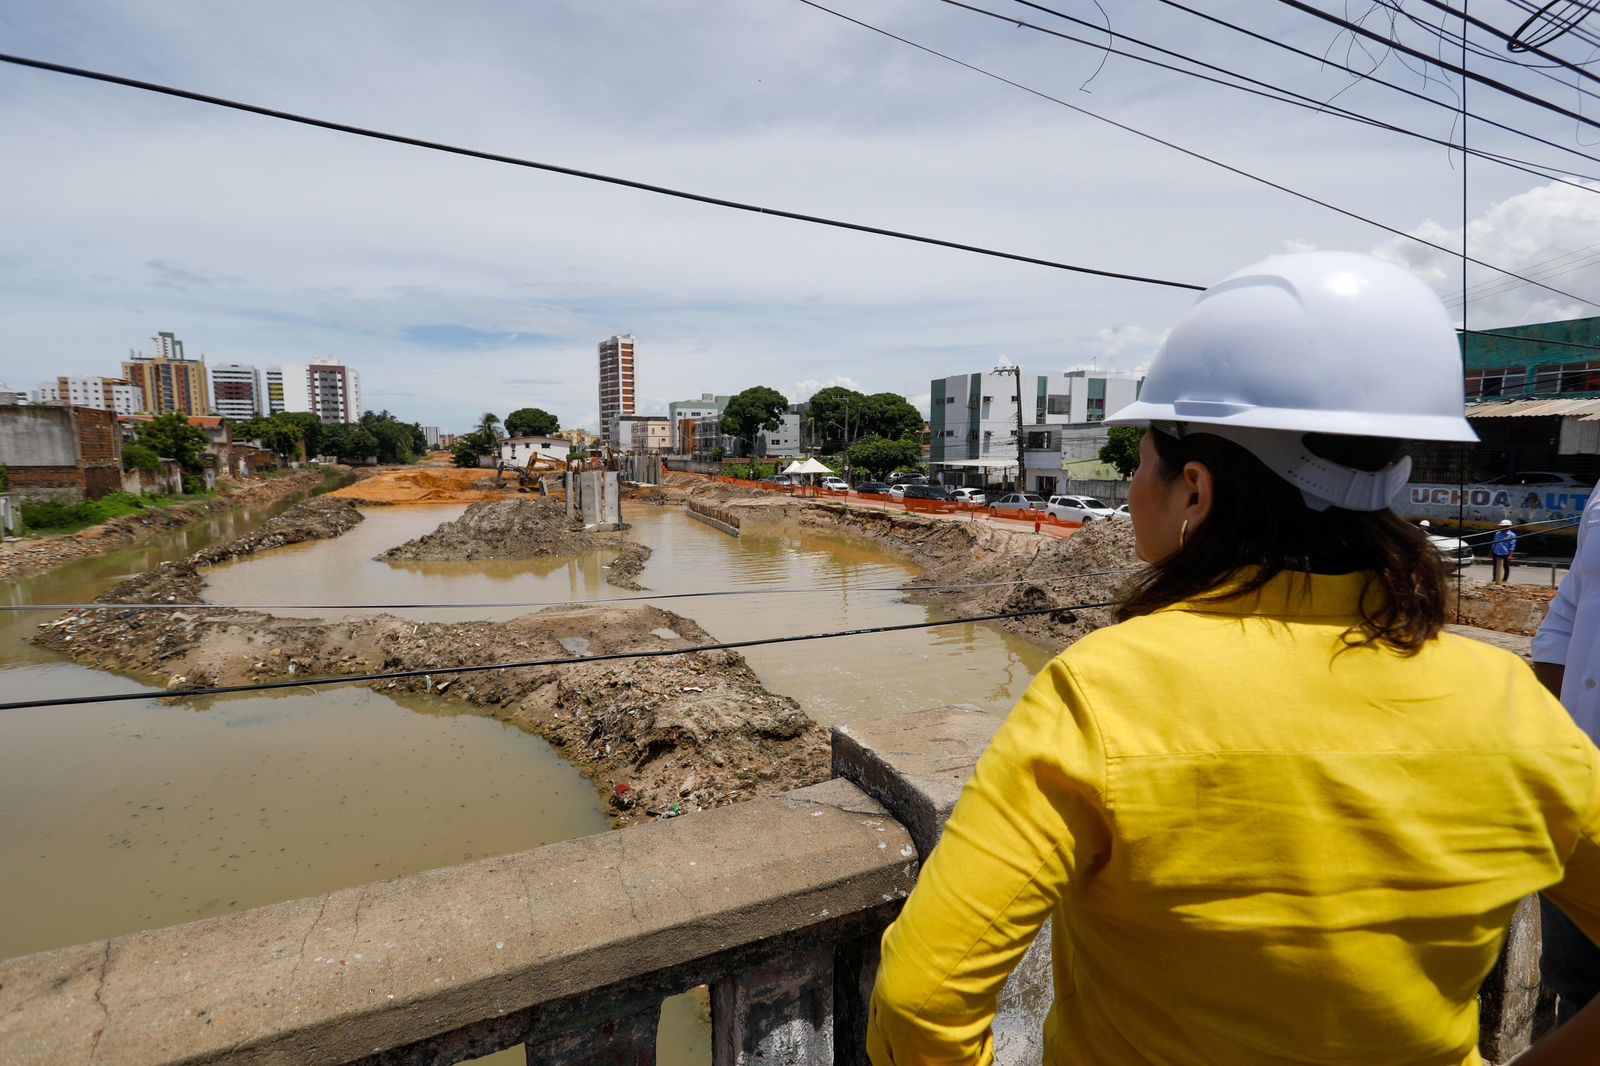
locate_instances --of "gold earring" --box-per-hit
[1179,518,1189,548]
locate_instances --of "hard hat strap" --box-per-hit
[1160,423,1411,513]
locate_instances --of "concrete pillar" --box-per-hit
[712,946,834,1066]
[526,1004,660,1065]
[564,472,575,518]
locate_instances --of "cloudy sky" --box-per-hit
[2,0,1598,432]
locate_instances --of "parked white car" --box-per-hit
[950,487,988,506]
[820,476,849,492]
[888,483,910,499]
[1046,495,1117,523]
[1427,533,1474,568]
[1112,504,1131,519]
[989,492,1046,512]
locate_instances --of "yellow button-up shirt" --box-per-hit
[869,571,1600,1065]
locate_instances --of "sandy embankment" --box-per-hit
[32,495,826,826]
[326,466,512,505]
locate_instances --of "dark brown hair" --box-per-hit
[1116,428,1448,653]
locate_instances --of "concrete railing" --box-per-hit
[0,707,1553,1065]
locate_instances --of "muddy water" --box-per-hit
[5,500,1050,1064]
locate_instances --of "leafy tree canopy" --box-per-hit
[452,436,484,468]
[135,413,210,473]
[476,412,501,443]
[1099,425,1142,479]
[504,407,560,438]
[846,435,923,481]
[807,386,923,450]
[121,442,161,474]
[359,410,425,464]
[720,387,789,453]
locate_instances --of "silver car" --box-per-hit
[990,493,1047,512]
[1046,495,1117,522]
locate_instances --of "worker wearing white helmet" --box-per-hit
[869,252,1600,1066]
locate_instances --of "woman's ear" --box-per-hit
[1181,461,1214,531]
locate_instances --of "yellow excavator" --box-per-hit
[494,451,566,493]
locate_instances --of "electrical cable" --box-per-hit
[1146,0,1600,173]
[0,51,1203,293]
[1508,0,1600,54]
[0,568,1145,613]
[1458,327,1600,353]
[1271,0,1600,131]
[0,598,1120,712]
[1414,0,1600,86]
[826,0,1600,307]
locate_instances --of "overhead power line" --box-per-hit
[1414,0,1600,87]
[1145,0,1600,174]
[0,569,1144,613]
[0,599,1118,712]
[0,51,1203,292]
[995,0,1600,187]
[1270,0,1600,132]
[820,0,1600,308]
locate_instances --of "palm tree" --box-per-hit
[476,412,501,445]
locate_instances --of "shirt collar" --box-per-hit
[1159,568,1379,621]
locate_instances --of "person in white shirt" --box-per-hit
[1531,485,1600,1026]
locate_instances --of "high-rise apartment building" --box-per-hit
[264,362,362,424]
[35,376,139,415]
[210,364,264,420]
[597,335,636,446]
[122,333,211,415]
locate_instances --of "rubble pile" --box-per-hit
[378,497,653,590]
[1450,579,1559,636]
[192,496,364,566]
[33,602,828,827]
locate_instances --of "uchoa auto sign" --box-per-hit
[1397,483,1590,534]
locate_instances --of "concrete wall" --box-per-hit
[0,406,122,502]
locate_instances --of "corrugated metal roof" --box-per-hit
[1465,398,1600,421]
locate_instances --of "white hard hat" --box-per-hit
[1499,519,1514,526]
[1419,520,1431,528]
[1106,251,1477,512]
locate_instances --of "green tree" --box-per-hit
[136,413,210,473]
[806,386,865,450]
[475,412,501,444]
[452,436,484,468]
[1099,426,1142,479]
[846,435,923,481]
[359,410,421,464]
[861,392,923,441]
[504,407,560,438]
[121,443,161,474]
[720,387,788,455]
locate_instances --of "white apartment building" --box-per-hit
[755,412,804,458]
[33,376,139,415]
[210,364,264,420]
[930,368,1141,484]
[607,414,672,453]
[667,393,730,454]
[265,362,362,424]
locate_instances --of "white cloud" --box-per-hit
[791,376,863,403]
[1282,238,1318,254]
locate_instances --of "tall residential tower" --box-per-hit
[597,334,636,446]
[122,333,211,415]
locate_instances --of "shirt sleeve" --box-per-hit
[1533,512,1590,666]
[1543,742,1600,947]
[867,656,1112,1066]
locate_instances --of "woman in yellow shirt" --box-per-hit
[867,252,1600,1065]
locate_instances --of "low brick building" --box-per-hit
[0,405,123,502]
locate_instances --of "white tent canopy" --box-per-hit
[781,458,835,475]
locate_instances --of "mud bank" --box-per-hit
[327,466,506,505]
[669,484,1141,652]
[33,600,827,828]
[0,469,342,584]
[378,496,653,590]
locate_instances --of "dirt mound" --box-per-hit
[33,602,828,827]
[1451,579,1558,635]
[327,467,506,505]
[193,497,363,566]
[378,496,653,590]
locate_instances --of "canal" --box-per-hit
[1,500,1053,1062]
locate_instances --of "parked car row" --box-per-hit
[747,476,1128,520]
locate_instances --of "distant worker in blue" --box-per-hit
[1493,518,1519,582]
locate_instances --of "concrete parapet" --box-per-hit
[0,778,914,1066]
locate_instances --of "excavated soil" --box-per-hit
[192,496,364,566]
[377,497,653,590]
[1449,580,1558,636]
[327,466,507,505]
[0,469,340,583]
[32,601,827,827]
